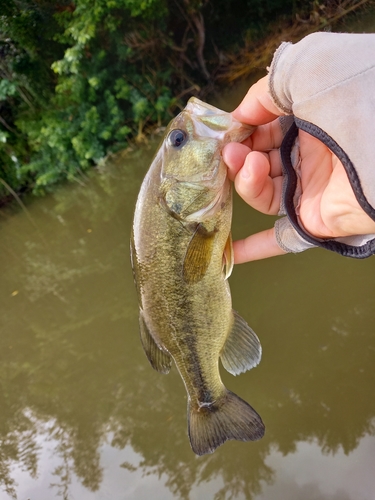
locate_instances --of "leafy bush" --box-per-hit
[0,0,306,198]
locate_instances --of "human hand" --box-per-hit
[223,76,375,263]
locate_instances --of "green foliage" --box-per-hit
[0,79,17,100]
[0,0,312,198]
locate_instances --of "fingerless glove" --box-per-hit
[269,32,375,257]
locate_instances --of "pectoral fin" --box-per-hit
[183,224,216,284]
[220,310,262,375]
[222,232,234,280]
[139,313,172,374]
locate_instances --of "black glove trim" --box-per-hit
[280,119,375,258]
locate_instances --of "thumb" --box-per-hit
[232,75,283,126]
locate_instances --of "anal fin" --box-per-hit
[220,310,262,375]
[139,313,172,374]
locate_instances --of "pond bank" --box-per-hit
[218,0,375,84]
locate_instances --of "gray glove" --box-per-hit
[268,32,375,258]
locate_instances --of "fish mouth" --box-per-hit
[186,97,221,115]
[186,97,255,143]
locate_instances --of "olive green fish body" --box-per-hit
[131,98,265,455]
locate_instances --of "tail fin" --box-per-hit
[188,390,265,456]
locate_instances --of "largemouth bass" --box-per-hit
[130,97,265,455]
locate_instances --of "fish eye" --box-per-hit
[168,129,187,149]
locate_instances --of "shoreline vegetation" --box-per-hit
[0,0,373,206]
[218,0,373,83]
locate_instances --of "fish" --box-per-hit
[130,97,265,455]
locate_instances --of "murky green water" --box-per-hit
[1,11,375,500]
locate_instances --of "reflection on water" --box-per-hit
[2,13,375,497]
[9,429,375,499]
[259,435,375,500]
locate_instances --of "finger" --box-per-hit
[234,151,283,215]
[236,119,284,151]
[232,76,283,126]
[222,142,251,181]
[233,228,287,263]
[223,143,282,182]
[267,149,283,179]
[250,119,284,151]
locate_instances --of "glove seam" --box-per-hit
[268,42,292,114]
